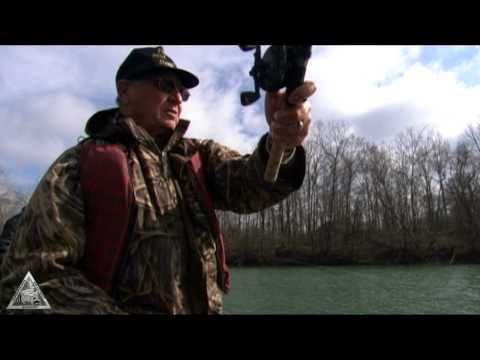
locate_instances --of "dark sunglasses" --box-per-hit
[154,78,190,102]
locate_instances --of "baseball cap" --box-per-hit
[115,46,199,89]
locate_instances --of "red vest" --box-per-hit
[79,142,230,294]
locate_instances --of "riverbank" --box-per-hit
[227,250,480,266]
[224,230,480,267]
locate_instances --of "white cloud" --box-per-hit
[373,61,480,140]
[390,63,480,137]
[0,46,136,104]
[182,65,261,154]
[306,46,480,142]
[0,92,96,167]
[3,45,480,190]
[0,47,78,98]
[450,46,480,81]
[306,46,421,118]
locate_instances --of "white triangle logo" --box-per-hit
[6,271,51,310]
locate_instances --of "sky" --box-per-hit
[2,45,480,192]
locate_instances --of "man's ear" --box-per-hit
[117,79,130,104]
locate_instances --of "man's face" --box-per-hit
[119,72,188,136]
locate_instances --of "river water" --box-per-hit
[223,265,480,314]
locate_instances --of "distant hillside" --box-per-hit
[0,170,28,229]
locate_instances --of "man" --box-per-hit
[0,46,315,314]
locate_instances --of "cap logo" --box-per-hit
[152,47,174,68]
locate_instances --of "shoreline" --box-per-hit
[227,253,480,267]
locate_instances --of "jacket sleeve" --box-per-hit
[199,133,306,214]
[0,146,126,314]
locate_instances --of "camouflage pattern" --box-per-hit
[0,108,305,314]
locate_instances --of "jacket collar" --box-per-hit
[85,108,190,153]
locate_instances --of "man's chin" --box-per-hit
[155,118,178,132]
[164,119,178,130]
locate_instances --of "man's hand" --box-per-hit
[265,81,317,148]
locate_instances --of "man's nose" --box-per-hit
[168,89,183,104]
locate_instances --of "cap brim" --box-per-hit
[121,66,199,89]
[173,68,199,89]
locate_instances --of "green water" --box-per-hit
[223,265,480,314]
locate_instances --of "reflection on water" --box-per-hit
[223,265,480,314]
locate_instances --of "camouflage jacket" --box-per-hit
[0,108,305,314]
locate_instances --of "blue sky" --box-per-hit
[1,45,480,192]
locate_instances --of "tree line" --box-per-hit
[219,121,480,265]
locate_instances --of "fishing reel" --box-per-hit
[239,45,312,183]
[239,45,312,106]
